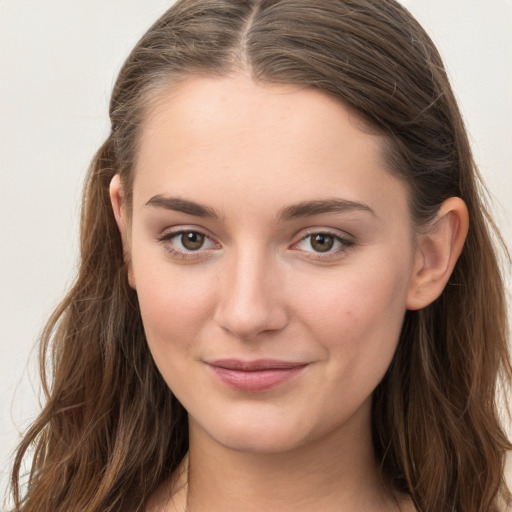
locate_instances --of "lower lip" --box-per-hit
[208,365,307,392]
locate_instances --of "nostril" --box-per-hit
[215,309,287,341]
[213,255,289,339]
[213,290,289,340]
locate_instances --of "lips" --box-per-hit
[206,359,309,392]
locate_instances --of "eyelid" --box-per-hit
[290,228,355,259]
[295,226,355,240]
[156,226,221,259]
[155,225,355,261]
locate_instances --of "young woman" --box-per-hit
[10,1,511,511]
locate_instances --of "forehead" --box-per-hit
[133,74,409,224]
[138,74,378,163]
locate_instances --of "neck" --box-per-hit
[184,405,398,512]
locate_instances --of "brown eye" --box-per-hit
[181,231,205,251]
[310,233,335,252]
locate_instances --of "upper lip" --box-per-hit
[206,359,309,371]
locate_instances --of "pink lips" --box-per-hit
[206,359,308,392]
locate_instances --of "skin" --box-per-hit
[110,74,468,512]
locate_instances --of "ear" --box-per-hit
[406,197,469,310]
[109,174,136,289]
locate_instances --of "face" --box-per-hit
[118,75,421,454]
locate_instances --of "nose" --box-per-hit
[213,248,289,341]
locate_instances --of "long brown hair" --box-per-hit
[10,1,511,510]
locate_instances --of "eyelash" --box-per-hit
[293,230,355,260]
[156,228,355,261]
[157,229,219,260]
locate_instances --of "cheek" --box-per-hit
[131,252,218,357]
[293,259,409,374]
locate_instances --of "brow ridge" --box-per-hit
[277,198,375,221]
[145,195,220,219]
[145,195,374,222]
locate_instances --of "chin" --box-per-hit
[216,428,306,454]
[194,412,316,455]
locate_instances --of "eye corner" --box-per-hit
[290,229,356,261]
[156,227,221,261]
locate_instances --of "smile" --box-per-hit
[205,359,309,392]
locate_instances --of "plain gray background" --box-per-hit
[1,0,511,504]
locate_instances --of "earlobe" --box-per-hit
[406,197,469,310]
[109,174,136,289]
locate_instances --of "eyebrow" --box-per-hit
[145,195,220,220]
[276,198,375,222]
[144,195,375,221]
